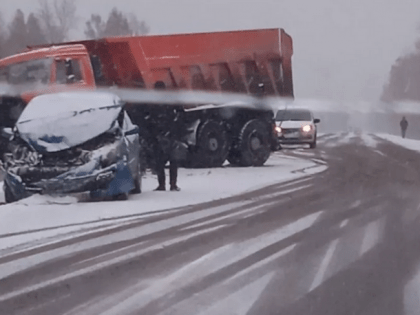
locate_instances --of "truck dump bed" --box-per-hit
[56,28,293,97]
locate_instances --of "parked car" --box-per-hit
[274,108,320,148]
[2,92,142,203]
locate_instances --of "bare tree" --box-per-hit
[38,0,59,42]
[103,8,131,37]
[54,0,77,39]
[84,8,150,39]
[5,10,28,56]
[26,13,47,46]
[38,0,77,43]
[0,12,7,57]
[381,52,420,102]
[85,14,105,39]
[128,13,150,36]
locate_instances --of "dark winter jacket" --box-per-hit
[400,118,408,130]
[145,104,184,140]
[137,103,187,163]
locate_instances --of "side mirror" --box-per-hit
[314,118,321,124]
[1,127,13,140]
[125,125,140,136]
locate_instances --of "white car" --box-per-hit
[275,108,320,149]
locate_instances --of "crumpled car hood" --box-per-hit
[15,92,123,153]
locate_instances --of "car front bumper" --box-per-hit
[277,130,316,145]
[4,160,135,202]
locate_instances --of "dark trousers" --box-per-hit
[156,158,178,188]
[153,142,178,188]
[401,129,407,138]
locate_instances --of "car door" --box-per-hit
[121,110,140,176]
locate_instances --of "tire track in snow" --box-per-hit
[0,178,323,306]
[0,177,319,266]
[72,211,323,315]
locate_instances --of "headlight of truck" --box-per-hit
[275,126,282,134]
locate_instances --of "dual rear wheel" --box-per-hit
[186,118,271,168]
[227,119,271,167]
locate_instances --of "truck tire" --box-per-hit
[187,120,229,168]
[230,119,271,167]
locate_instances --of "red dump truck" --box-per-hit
[0,28,293,167]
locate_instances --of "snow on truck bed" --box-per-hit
[0,153,327,252]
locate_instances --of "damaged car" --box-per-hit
[2,92,142,203]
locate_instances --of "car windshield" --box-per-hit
[276,110,312,121]
[0,58,52,85]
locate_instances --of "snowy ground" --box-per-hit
[0,153,327,252]
[375,133,420,153]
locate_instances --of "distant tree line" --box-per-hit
[381,36,420,102]
[0,0,150,58]
[85,9,150,39]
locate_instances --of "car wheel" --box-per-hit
[4,181,17,204]
[113,193,128,201]
[309,135,317,149]
[232,119,271,167]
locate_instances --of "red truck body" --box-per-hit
[0,28,294,167]
[77,28,293,96]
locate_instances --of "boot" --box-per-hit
[170,185,181,191]
[155,167,166,191]
[169,161,180,191]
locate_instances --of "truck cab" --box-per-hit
[0,45,96,125]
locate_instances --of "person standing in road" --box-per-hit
[400,116,408,138]
[148,81,185,191]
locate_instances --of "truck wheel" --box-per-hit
[188,120,229,168]
[234,119,271,167]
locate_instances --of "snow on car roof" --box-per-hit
[18,91,122,123]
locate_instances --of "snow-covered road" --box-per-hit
[0,151,327,253]
[3,132,420,315]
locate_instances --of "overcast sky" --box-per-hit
[2,0,420,103]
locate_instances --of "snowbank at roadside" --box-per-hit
[375,134,420,152]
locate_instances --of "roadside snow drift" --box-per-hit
[375,134,420,152]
